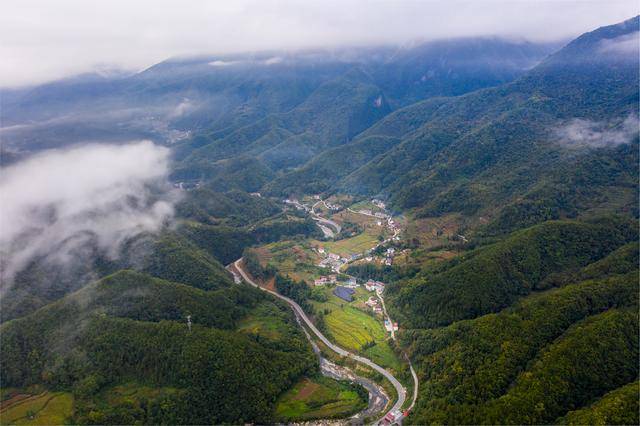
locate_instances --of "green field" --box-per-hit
[237,300,294,341]
[259,240,324,283]
[314,290,386,351]
[362,341,403,372]
[317,229,381,257]
[0,392,73,425]
[275,376,366,421]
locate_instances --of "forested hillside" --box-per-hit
[1,13,637,426]
[0,271,316,424]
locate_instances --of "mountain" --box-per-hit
[0,270,316,424]
[1,39,555,157]
[282,16,639,236]
[1,16,638,426]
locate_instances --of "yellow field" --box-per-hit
[0,392,73,425]
[316,229,381,257]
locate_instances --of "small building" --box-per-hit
[333,286,355,302]
[318,247,325,254]
[328,253,340,261]
[314,277,328,286]
[365,297,378,307]
[373,305,383,314]
[384,319,399,332]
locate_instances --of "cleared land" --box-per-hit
[275,376,366,421]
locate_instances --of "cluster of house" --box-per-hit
[324,201,341,211]
[372,199,386,210]
[357,208,389,219]
[316,246,363,272]
[314,274,337,286]
[317,251,346,272]
[384,247,395,266]
[365,296,383,314]
[173,180,202,191]
[387,217,401,237]
[364,279,386,293]
[283,198,310,212]
[314,274,357,287]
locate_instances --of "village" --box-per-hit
[283,195,404,336]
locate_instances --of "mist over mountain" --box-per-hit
[0,9,638,426]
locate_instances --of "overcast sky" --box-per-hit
[1,0,637,87]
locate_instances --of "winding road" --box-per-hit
[229,258,406,424]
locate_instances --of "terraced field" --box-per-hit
[314,291,386,351]
[275,376,366,421]
[0,391,73,425]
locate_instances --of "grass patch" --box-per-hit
[237,300,295,341]
[0,391,73,425]
[261,240,323,283]
[362,341,403,372]
[275,376,366,421]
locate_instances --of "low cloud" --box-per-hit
[554,115,639,149]
[0,141,179,284]
[598,31,639,55]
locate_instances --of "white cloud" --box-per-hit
[554,114,639,149]
[599,31,639,55]
[0,141,179,283]
[208,60,241,67]
[264,56,283,65]
[1,0,637,87]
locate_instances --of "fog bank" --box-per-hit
[0,141,178,284]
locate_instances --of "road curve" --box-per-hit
[231,258,406,423]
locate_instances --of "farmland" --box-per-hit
[0,391,73,425]
[275,376,366,421]
[315,229,382,258]
[312,289,386,351]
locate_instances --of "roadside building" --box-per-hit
[314,277,328,286]
[365,296,378,307]
[384,319,399,332]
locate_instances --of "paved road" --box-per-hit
[294,313,390,421]
[312,214,342,235]
[231,258,406,423]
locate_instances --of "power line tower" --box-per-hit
[187,315,192,332]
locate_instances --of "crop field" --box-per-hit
[314,291,386,351]
[259,240,323,283]
[317,229,381,257]
[275,376,365,421]
[0,391,73,425]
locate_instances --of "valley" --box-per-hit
[1,13,638,426]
